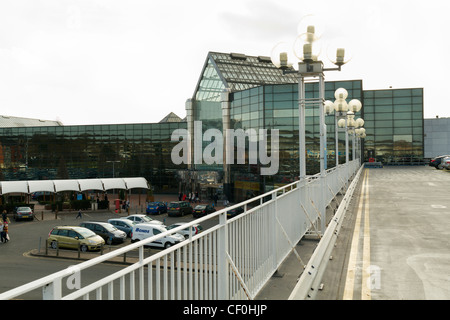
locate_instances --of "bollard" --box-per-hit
[41,211,44,221]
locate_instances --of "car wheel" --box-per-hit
[51,241,58,249]
[164,242,173,249]
[80,245,88,252]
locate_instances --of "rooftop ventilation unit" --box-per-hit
[230,53,247,60]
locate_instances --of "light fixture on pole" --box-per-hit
[336,95,363,175]
[271,14,350,235]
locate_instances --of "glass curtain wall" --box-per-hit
[193,57,225,173]
[362,88,424,164]
[229,80,363,201]
[0,122,187,192]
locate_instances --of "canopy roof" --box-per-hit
[0,178,149,195]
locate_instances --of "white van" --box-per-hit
[131,224,185,249]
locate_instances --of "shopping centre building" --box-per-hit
[0,51,427,202]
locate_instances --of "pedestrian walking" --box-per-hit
[3,221,8,242]
[76,209,82,219]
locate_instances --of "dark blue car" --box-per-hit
[107,218,136,237]
[146,201,167,215]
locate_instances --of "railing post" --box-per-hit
[43,278,62,300]
[271,192,278,271]
[217,211,228,299]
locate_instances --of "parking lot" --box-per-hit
[0,194,224,297]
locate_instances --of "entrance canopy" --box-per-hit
[0,177,149,195]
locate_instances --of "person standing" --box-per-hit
[0,220,4,243]
[76,209,82,219]
[213,193,218,207]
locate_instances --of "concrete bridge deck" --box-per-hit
[257,166,450,300]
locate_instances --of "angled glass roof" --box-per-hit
[193,52,298,102]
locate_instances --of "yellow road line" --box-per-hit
[343,169,367,300]
[361,171,371,300]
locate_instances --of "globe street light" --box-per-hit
[271,15,351,235]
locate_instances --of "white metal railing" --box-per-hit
[0,160,361,300]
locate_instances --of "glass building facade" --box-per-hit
[0,122,187,192]
[225,80,364,200]
[362,88,424,164]
[0,52,424,202]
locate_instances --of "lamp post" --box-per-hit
[331,93,364,181]
[106,160,120,178]
[271,15,352,235]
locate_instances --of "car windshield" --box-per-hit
[148,202,160,206]
[140,216,154,222]
[122,220,135,226]
[103,224,118,232]
[76,228,97,238]
[194,205,206,210]
[17,207,31,211]
[168,203,180,208]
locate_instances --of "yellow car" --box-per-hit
[48,226,105,252]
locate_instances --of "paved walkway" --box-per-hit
[315,166,450,300]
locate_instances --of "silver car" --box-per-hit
[166,222,203,239]
[14,206,34,221]
[440,156,450,170]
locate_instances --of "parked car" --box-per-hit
[440,156,450,170]
[122,214,163,225]
[429,155,450,169]
[226,206,245,218]
[167,201,193,217]
[79,221,127,245]
[131,223,185,248]
[166,222,203,239]
[108,218,136,237]
[14,206,34,221]
[146,201,167,215]
[47,226,105,252]
[192,204,216,218]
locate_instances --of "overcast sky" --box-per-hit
[0,0,449,125]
